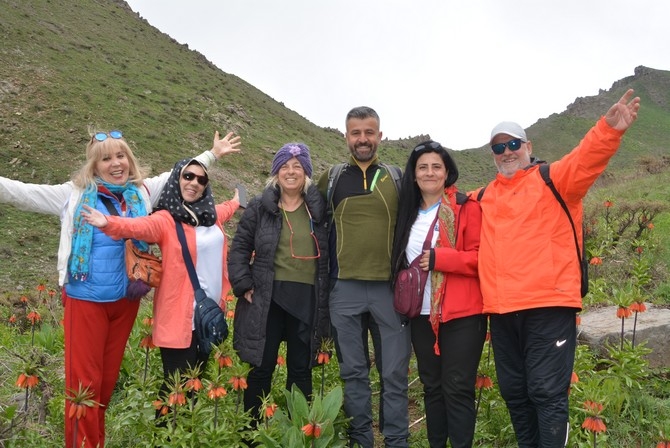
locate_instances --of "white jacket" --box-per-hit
[0,151,216,286]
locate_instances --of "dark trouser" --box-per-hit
[158,331,209,419]
[244,300,312,422]
[490,307,577,448]
[330,280,411,448]
[411,314,487,448]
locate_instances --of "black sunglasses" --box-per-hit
[182,171,209,186]
[491,138,523,155]
[93,130,123,142]
[414,141,442,152]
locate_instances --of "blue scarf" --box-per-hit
[69,179,148,280]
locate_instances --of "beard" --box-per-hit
[350,143,377,163]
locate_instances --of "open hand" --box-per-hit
[81,205,108,228]
[210,131,241,159]
[605,89,640,131]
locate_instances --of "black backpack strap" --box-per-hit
[456,191,468,205]
[326,163,346,208]
[476,186,487,202]
[539,164,587,294]
[380,163,402,194]
[325,163,347,229]
[100,196,119,216]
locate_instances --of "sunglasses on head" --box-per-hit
[182,171,209,186]
[491,138,523,155]
[94,130,123,142]
[414,141,442,152]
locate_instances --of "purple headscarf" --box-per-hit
[270,143,313,178]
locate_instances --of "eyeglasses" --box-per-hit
[182,171,209,186]
[413,141,442,152]
[491,138,523,155]
[94,130,123,142]
[281,205,321,260]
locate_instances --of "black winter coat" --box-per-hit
[228,183,330,367]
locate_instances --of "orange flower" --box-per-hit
[229,376,248,391]
[583,400,604,413]
[629,301,647,313]
[635,246,644,254]
[185,378,203,392]
[265,403,278,418]
[36,284,46,292]
[648,223,655,230]
[656,441,670,448]
[168,392,186,406]
[302,423,315,437]
[603,200,613,208]
[317,352,331,365]
[153,400,169,415]
[8,315,16,324]
[302,422,322,437]
[616,306,632,318]
[68,403,88,420]
[582,416,606,433]
[142,316,154,326]
[48,289,56,298]
[475,374,493,390]
[217,354,233,368]
[276,355,286,366]
[139,334,156,349]
[571,372,579,384]
[27,311,41,325]
[226,310,235,319]
[589,257,603,265]
[20,296,29,304]
[207,384,227,399]
[225,293,235,302]
[16,373,39,389]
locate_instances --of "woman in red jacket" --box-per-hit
[391,141,486,448]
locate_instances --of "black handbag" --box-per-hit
[393,213,439,318]
[175,221,228,356]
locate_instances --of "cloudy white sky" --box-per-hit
[125,0,668,150]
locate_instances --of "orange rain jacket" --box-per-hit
[476,118,625,314]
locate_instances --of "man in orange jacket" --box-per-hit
[477,89,640,447]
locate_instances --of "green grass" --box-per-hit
[1,4,670,444]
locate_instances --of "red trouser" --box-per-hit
[63,293,140,448]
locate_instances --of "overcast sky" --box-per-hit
[125,0,669,150]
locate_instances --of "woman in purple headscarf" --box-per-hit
[228,143,330,428]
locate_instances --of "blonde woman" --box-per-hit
[0,129,239,447]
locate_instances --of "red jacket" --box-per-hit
[476,118,624,314]
[432,188,483,323]
[104,201,238,348]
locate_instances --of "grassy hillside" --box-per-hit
[1,0,670,291]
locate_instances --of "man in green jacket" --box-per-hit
[318,106,411,448]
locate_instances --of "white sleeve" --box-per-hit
[0,177,72,215]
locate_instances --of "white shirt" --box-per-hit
[405,202,439,315]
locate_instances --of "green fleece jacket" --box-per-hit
[318,157,400,281]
